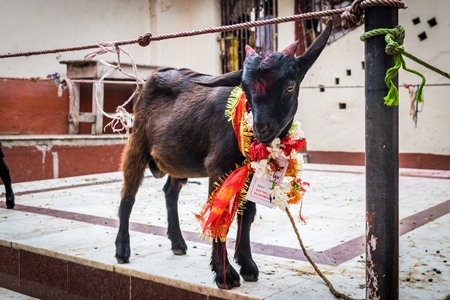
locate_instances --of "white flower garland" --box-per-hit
[246,110,306,211]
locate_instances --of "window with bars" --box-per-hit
[294,0,359,55]
[219,0,278,74]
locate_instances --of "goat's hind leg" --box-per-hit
[115,136,148,264]
[163,176,188,255]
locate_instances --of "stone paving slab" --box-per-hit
[0,164,449,299]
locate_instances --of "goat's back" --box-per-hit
[132,68,244,179]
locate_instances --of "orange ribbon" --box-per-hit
[196,164,251,241]
[196,91,252,241]
[196,89,307,240]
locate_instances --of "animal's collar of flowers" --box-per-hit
[196,87,309,241]
[234,86,308,210]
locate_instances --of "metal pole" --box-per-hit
[365,7,399,300]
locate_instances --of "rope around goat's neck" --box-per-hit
[285,207,363,300]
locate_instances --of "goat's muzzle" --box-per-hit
[253,121,277,144]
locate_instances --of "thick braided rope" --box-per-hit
[0,10,342,59]
[0,0,407,59]
[341,0,407,29]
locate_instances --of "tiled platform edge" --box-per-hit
[0,244,229,300]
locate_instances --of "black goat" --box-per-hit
[0,142,14,209]
[115,21,332,289]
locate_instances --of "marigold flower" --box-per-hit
[287,190,301,204]
[285,159,298,177]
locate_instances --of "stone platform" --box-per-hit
[0,164,449,299]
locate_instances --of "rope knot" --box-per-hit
[361,25,427,107]
[384,25,405,55]
[138,33,152,47]
[341,0,407,30]
[341,0,363,29]
[84,42,119,60]
[385,42,404,55]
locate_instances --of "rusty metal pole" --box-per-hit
[365,6,399,300]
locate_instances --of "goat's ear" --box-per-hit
[296,19,333,72]
[195,69,243,87]
[245,45,257,56]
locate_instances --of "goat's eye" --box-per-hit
[286,85,295,93]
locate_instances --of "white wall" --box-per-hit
[148,0,220,75]
[0,0,152,78]
[297,0,450,155]
[3,0,447,157]
[297,25,366,153]
[278,0,295,51]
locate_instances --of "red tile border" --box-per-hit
[67,262,115,300]
[2,199,449,267]
[130,276,208,300]
[0,247,217,300]
[306,151,450,171]
[20,250,68,299]
[0,200,449,299]
[0,245,20,292]
[114,272,131,300]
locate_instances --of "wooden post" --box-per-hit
[91,82,104,135]
[68,83,80,134]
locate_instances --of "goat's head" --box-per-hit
[200,20,332,144]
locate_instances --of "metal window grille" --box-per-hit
[295,0,360,55]
[219,0,278,74]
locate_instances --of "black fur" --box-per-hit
[114,21,332,289]
[0,142,14,209]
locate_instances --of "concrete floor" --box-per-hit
[0,164,449,299]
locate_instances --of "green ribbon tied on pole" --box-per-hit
[361,25,426,106]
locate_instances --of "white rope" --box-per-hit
[84,42,145,137]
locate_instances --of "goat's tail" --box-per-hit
[120,131,149,198]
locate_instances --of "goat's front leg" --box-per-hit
[0,158,14,209]
[163,176,188,255]
[211,240,241,289]
[234,200,258,281]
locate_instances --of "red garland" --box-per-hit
[280,137,307,156]
[197,87,310,240]
[249,142,271,161]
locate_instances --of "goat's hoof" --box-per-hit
[171,239,187,255]
[240,263,259,281]
[116,256,130,264]
[241,272,258,282]
[6,200,15,209]
[172,248,187,255]
[236,256,259,282]
[5,194,14,209]
[216,280,240,290]
[115,243,130,264]
[214,264,241,289]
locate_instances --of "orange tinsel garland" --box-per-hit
[195,87,308,241]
